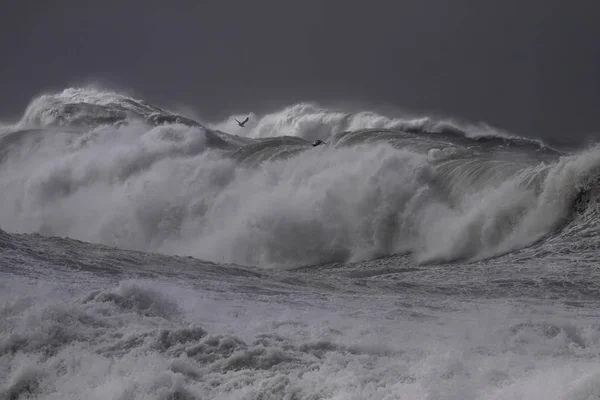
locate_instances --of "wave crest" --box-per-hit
[19,88,203,129]
[0,87,598,267]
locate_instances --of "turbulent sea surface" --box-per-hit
[1,88,600,399]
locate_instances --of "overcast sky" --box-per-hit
[1,0,598,146]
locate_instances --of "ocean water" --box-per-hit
[1,87,600,399]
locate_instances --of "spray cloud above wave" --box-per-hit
[1,87,600,267]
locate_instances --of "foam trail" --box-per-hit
[1,274,600,400]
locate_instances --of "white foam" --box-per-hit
[18,88,153,127]
[0,88,598,267]
[207,102,519,143]
[1,276,599,400]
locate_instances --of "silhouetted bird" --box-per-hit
[235,117,249,127]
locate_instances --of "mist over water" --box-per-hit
[2,88,600,399]
[1,88,599,267]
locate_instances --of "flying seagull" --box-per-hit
[235,116,249,127]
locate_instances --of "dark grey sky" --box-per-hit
[1,0,599,146]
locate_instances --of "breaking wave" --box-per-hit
[1,87,599,267]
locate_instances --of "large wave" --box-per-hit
[1,87,599,267]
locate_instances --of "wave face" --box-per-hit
[3,87,600,400]
[1,87,600,267]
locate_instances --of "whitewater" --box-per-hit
[1,87,600,399]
